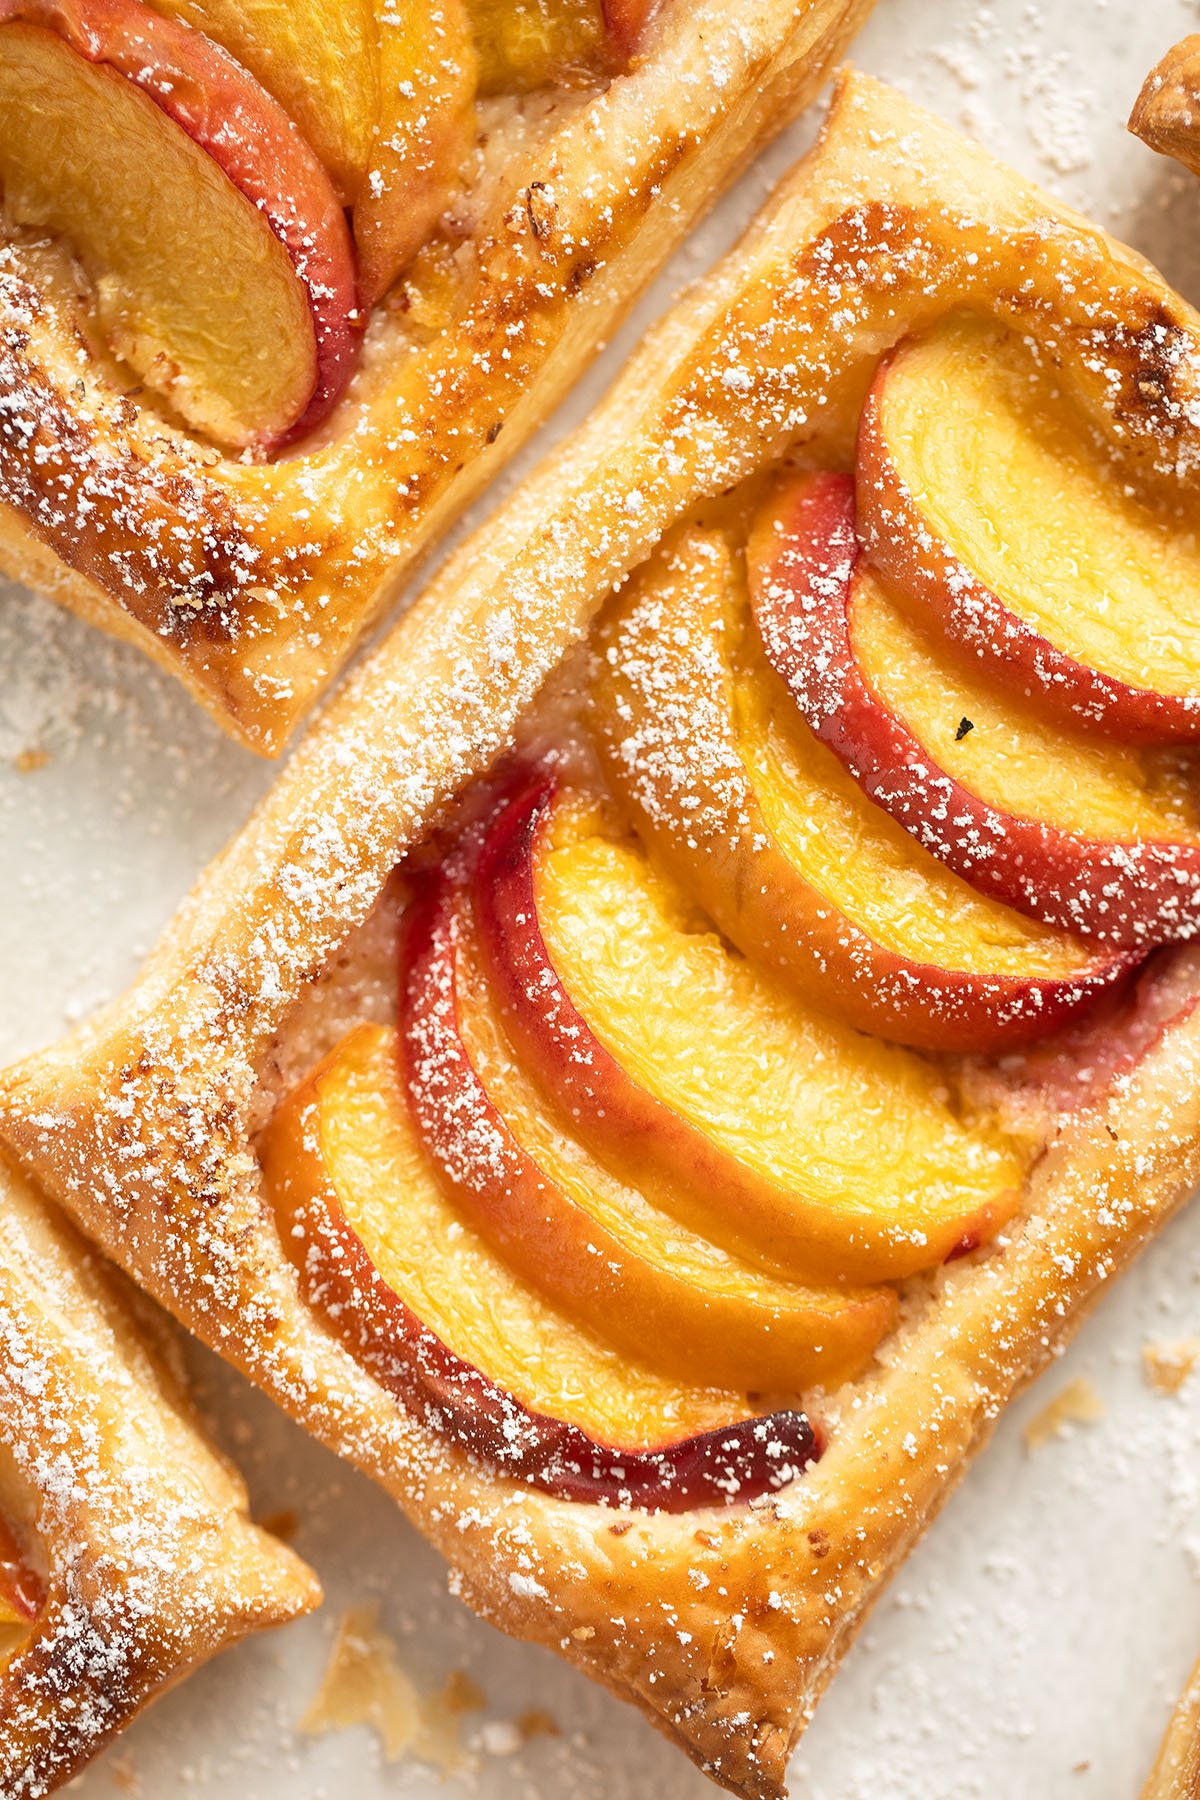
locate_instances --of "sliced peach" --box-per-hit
[400,868,896,1392]
[591,526,1128,1053]
[259,1023,819,1508]
[858,314,1200,741]
[754,472,1200,948]
[602,0,660,63]
[149,0,379,201]
[0,1513,41,1626]
[0,0,359,449]
[354,0,477,309]
[475,779,1027,1284]
[465,0,658,94]
[468,0,609,93]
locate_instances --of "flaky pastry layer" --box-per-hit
[4,72,1200,1799]
[0,0,871,752]
[0,1157,319,1798]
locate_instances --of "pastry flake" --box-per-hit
[5,71,1200,1799]
[0,0,872,752]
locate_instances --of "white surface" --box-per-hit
[4,2,1200,1795]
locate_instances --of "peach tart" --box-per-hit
[0,1155,318,1794]
[0,0,871,750]
[6,73,1200,1800]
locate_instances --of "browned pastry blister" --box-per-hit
[0,0,873,753]
[0,1156,319,1798]
[5,71,1200,1800]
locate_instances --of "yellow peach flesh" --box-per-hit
[149,0,379,199]
[266,1024,752,1450]
[353,0,477,306]
[453,927,896,1391]
[851,571,1200,844]
[737,614,1098,979]
[535,802,1029,1256]
[0,21,315,446]
[877,314,1200,701]
[467,0,606,92]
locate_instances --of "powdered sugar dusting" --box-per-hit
[5,2,1200,1797]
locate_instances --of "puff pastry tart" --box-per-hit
[0,0,871,753]
[0,1155,319,1796]
[1143,1661,1200,1800]
[6,71,1200,1798]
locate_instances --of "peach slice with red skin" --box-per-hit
[468,0,657,93]
[857,316,1200,744]
[0,1513,41,1626]
[400,865,896,1391]
[602,0,659,62]
[259,1021,820,1510]
[592,524,1128,1053]
[475,778,1027,1283]
[754,471,1200,949]
[149,0,379,202]
[0,0,359,450]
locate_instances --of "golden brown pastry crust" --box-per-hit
[1130,65,1200,1794]
[0,1155,320,1797]
[1130,36,1200,179]
[1144,1661,1200,1800]
[0,0,872,753]
[4,72,1200,1798]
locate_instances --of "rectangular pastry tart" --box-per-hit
[0,1155,319,1795]
[5,70,1200,1798]
[0,0,870,753]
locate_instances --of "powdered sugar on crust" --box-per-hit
[0,0,863,752]
[0,1160,317,1797]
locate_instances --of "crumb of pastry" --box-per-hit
[1143,1339,1200,1397]
[301,1604,422,1762]
[476,1709,558,1756]
[12,746,48,774]
[419,1668,486,1776]
[516,1706,559,1740]
[301,1604,485,1773]
[1023,1378,1106,1453]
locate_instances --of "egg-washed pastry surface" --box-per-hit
[0,0,871,751]
[5,73,1200,1800]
